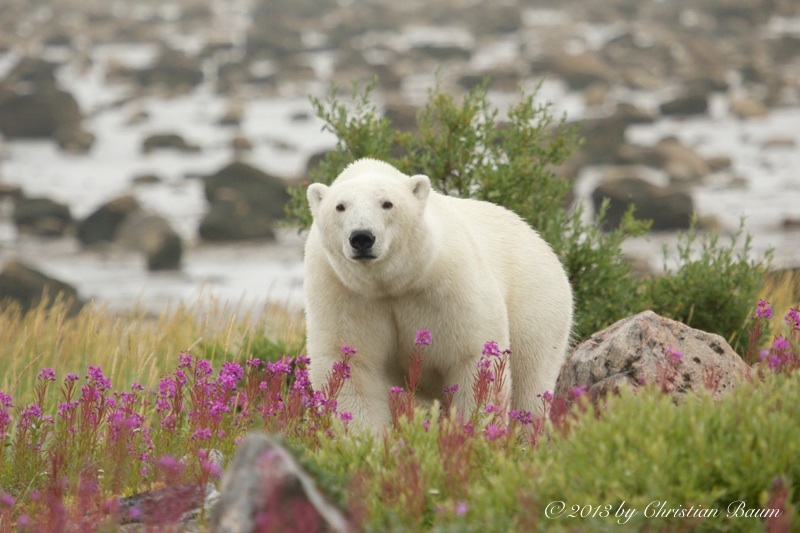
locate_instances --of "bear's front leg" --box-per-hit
[308,347,394,431]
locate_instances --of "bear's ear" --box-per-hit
[409,175,431,202]
[307,183,328,215]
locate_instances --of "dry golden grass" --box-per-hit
[0,295,305,406]
[762,268,800,337]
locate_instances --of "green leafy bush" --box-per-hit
[644,222,769,353]
[289,81,766,348]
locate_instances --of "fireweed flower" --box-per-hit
[390,386,405,395]
[293,368,311,391]
[191,428,213,441]
[37,368,56,382]
[482,341,501,357]
[174,369,188,387]
[570,385,588,399]
[773,336,791,352]
[665,345,684,364]
[756,299,773,320]
[456,502,469,515]
[19,404,43,429]
[786,308,800,331]
[218,362,244,390]
[87,365,112,391]
[331,360,351,380]
[483,424,507,441]
[340,345,358,357]
[485,404,500,414]
[537,390,554,403]
[178,352,193,368]
[1,493,14,507]
[267,357,291,375]
[0,391,12,439]
[197,359,214,378]
[509,410,533,425]
[415,329,432,346]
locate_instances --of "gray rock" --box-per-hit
[199,161,289,242]
[142,133,200,154]
[0,184,23,199]
[204,161,289,219]
[116,214,183,271]
[211,433,349,533]
[544,51,611,90]
[13,197,73,237]
[617,137,712,184]
[199,197,275,242]
[54,126,95,154]
[659,92,709,116]
[0,261,83,315]
[107,48,203,92]
[555,311,752,404]
[0,88,83,139]
[730,97,769,119]
[592,171,694,231]
[0,56,59,90]
[77,195,142,246]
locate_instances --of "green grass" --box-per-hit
[304,373,799,532]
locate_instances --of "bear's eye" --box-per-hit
[335,203,345,212]
[382,201,393,210]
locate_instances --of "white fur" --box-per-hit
[304,158,573,430]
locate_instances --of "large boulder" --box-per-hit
[211,433,349,532]
[199,198,275,241]
[555,311,752,404]
[591,171,694,231]
[13,197,73,237]
[116,213,183,271]
[204,162,289,219]
[77,195,142,246]
[0,261,83,315]
[199,161,289,241]
[0,88,83,139]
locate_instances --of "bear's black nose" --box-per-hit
[349,229,375,251]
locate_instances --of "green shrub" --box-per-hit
[643,221,769,353]
[289,80,767,347]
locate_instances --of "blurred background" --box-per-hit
[0,0,798,315]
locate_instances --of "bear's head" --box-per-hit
[307,159,433,294]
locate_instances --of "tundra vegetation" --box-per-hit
[1,85,797,531]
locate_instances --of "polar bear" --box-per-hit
[304,158,573,430]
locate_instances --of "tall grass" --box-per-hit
[762,269,800,338]
[0,296,305,408]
